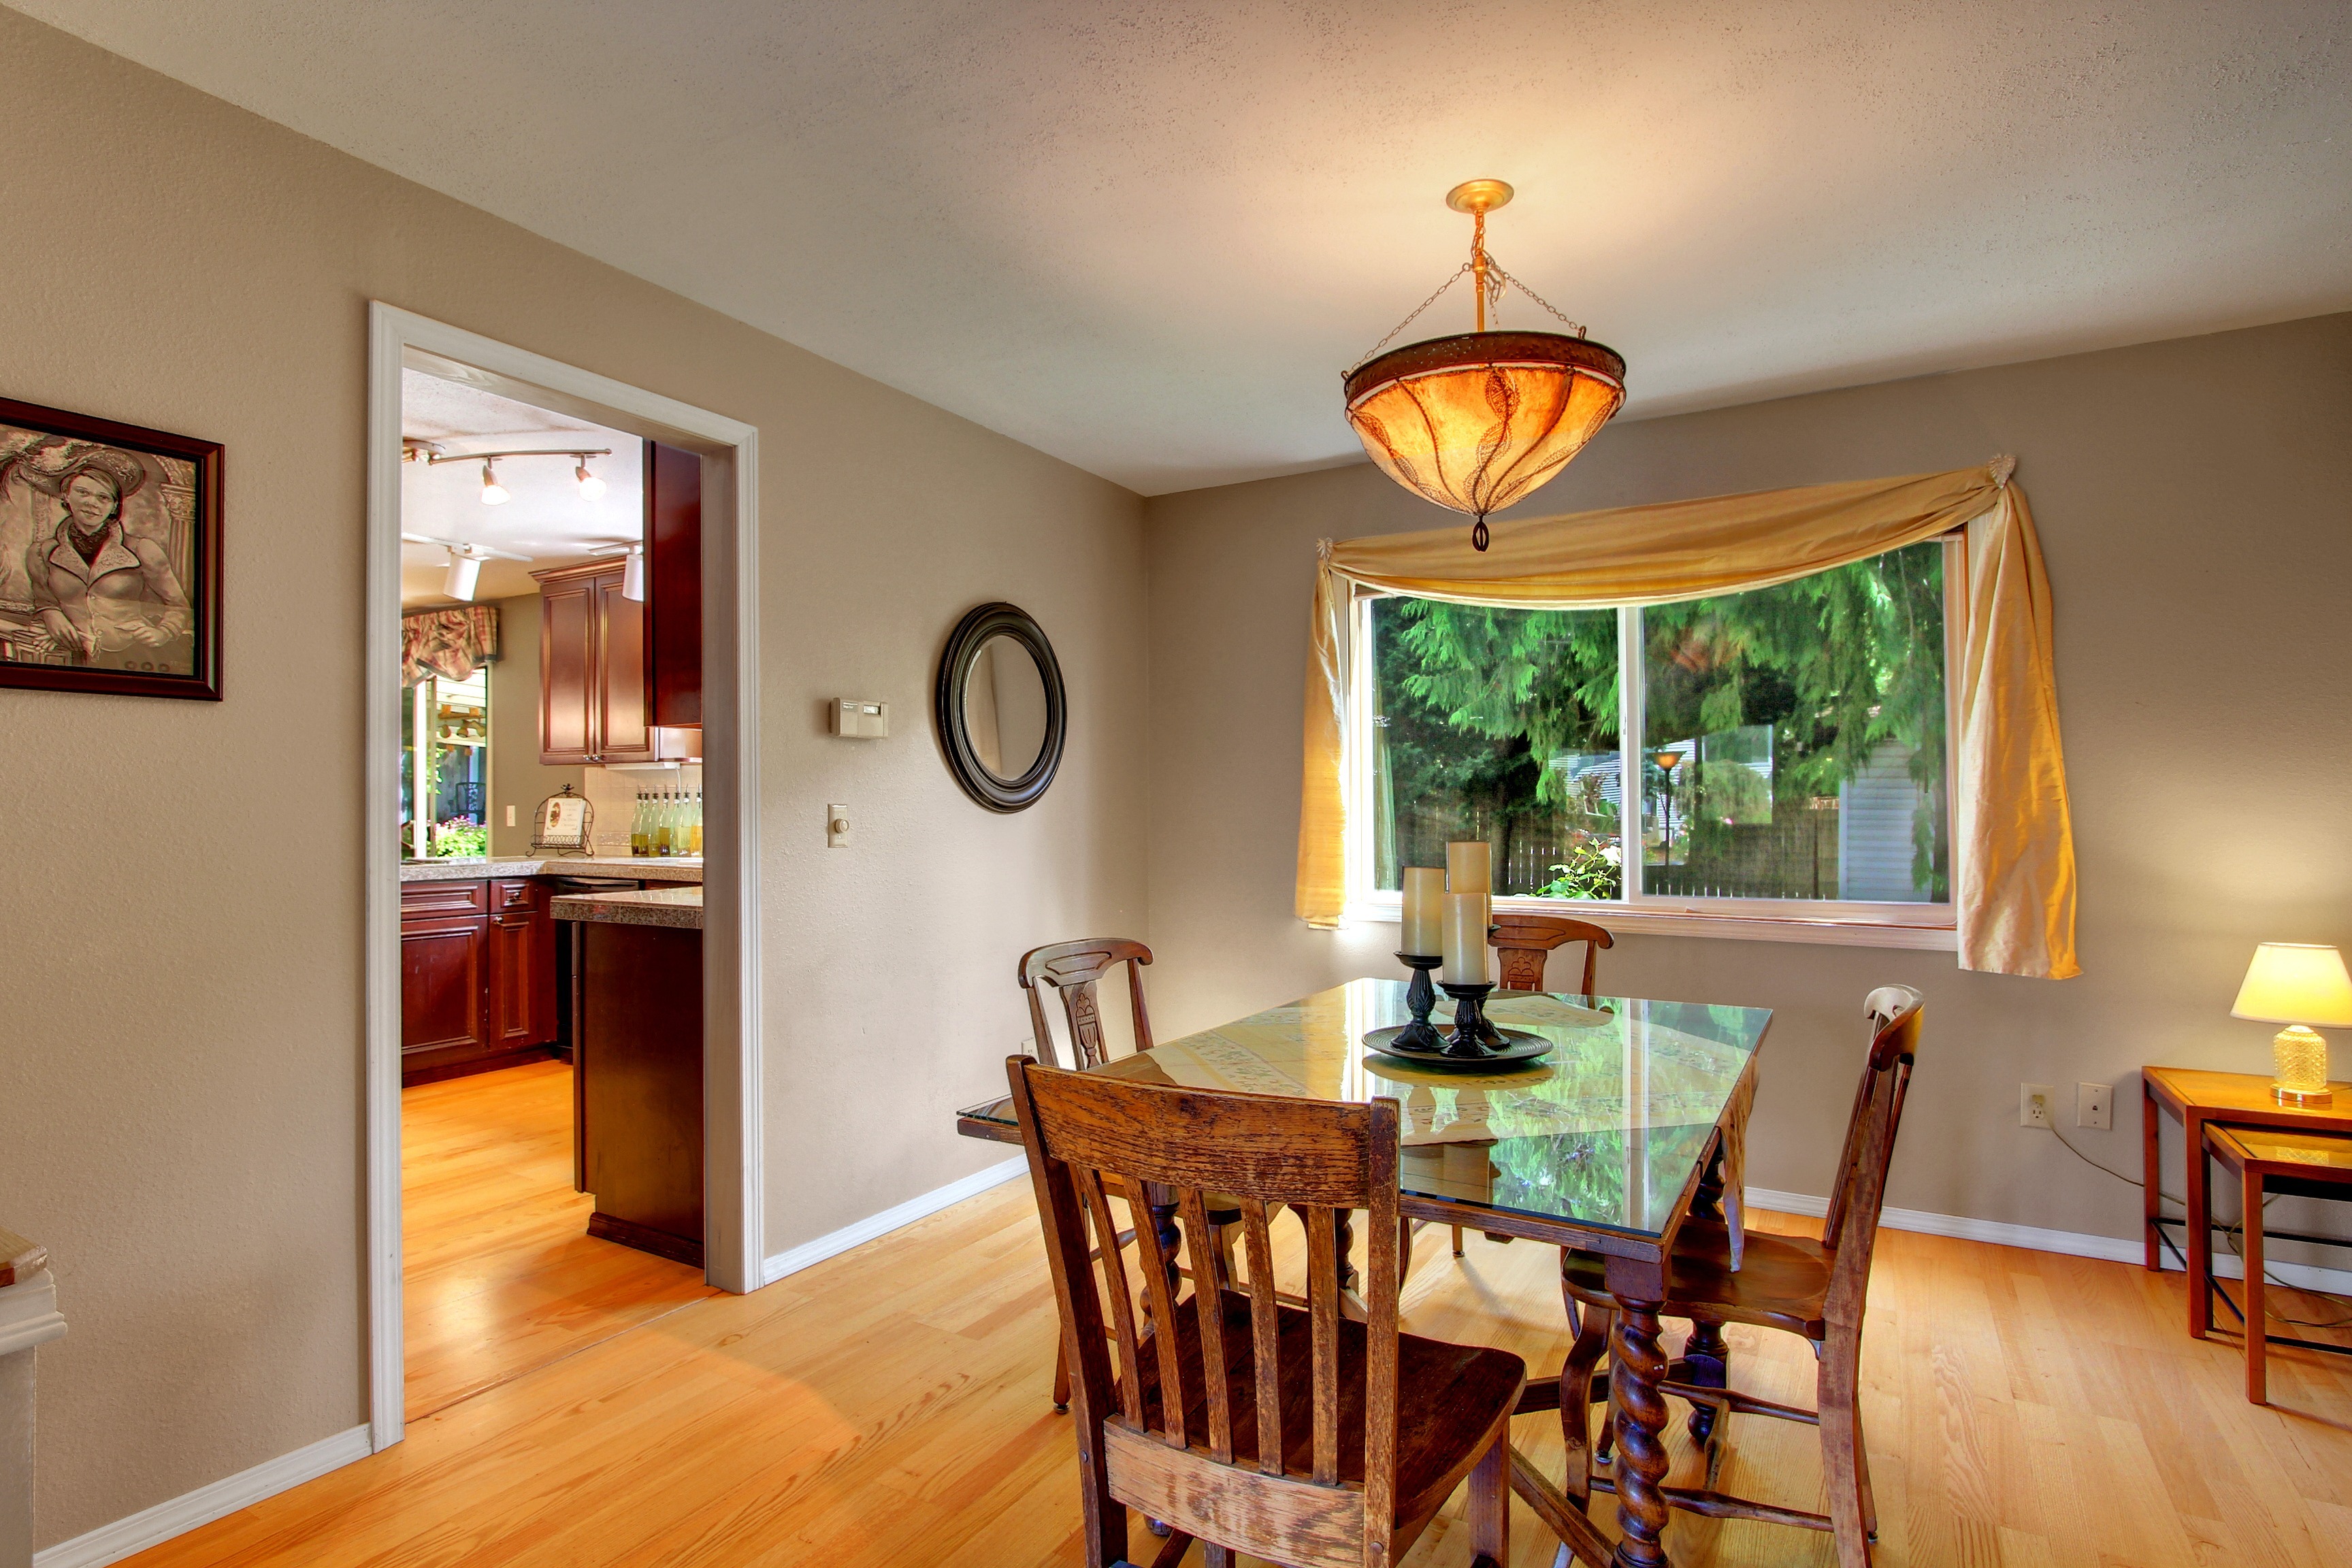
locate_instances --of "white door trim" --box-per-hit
[365,303,763,1452]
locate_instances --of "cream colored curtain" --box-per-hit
[1298,459,2080,979]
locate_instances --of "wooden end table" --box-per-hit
[2140,1065,2352,1338]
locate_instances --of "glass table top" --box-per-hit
[970,977,1771,1243]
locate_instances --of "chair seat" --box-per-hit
[1561,1220,1832,1339]
[1130,1287,1524,1525]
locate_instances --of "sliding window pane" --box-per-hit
[1641,540,1948,902]
[1369,597,1620,897]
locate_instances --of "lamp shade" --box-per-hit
[1343,330,1625,544]
[2231,943,2352,1026]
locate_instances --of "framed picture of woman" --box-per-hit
[0,395,222,700]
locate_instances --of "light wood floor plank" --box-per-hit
[118,1179,2352,1568]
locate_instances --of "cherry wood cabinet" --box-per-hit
[532,561,653,766]
[400,877,560,1085]
[645,441,702,729]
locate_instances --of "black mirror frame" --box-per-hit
[936,602,1067,813]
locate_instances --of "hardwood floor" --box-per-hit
[401,1058,716,1420]
[131,1179,2351,1568]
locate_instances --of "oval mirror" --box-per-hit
[937,603,1066,812]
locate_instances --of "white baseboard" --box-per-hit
[35,1424,370,1568]
[761,1156,1028,1287]
[1746,1187,2352,1295]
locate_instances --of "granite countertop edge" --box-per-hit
[549,887,704,930]
[399,857,704,885]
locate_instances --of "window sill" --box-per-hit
[1340,894,1959,952]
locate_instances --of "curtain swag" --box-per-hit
[1298,457,2080,979]
[402,604,501,687]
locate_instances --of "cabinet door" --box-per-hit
[487,906,556,1049]
[591,573,654,762]
[539,577,596,764]
[646,440,702,728]
[401,915,489,1055]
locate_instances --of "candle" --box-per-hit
[1441,892,1490,985]
[1446,840,1492,903]
[1399,867,1445,957]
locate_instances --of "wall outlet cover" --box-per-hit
[2077,1081,2112,1130]
[2020,1083,2056,1129]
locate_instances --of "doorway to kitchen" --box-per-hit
[365,305,762,1451]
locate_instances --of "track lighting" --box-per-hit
[403,532,532,604]
[446,551,484,600]
[575,461,607,502]
[621,544,647,602]
[478,459,510,506]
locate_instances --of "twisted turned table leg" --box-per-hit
[1609,1300,1673,1568]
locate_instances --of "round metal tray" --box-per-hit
[1362,1024,1552,1070]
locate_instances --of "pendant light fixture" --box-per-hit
[1343,180,1625,551]
[478,458,511,506]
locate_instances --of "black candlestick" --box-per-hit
[1394,952,1443,1052]
[1439,981,1502,1058]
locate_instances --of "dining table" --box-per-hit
[956,975,1772,1568]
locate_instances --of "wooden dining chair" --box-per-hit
[1550,984,1923,1568]
[1489,912,1614,996]
[1017,938,1246,1410]
[1007,1058,1526,1568]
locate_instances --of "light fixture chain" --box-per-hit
[1345,263,1473,377]
[1488,262,1588,338]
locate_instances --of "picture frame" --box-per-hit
[0,395,223,700]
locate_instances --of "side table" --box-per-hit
[2141,1065,2352,1337]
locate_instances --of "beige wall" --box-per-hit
[0,9,1145,1548]
[1144,312,2352,1250]
[485,591,583,858]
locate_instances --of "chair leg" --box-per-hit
[1560,1301,1612,1505]
[1818,1324,1871,1568]
[1051,1339,1071,1413]
[1452,1224,1465,1257]
[1469,1428,1509,1568]
[1202,1546,1233,1568]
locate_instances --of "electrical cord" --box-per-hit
[2045,1123,2352,1328]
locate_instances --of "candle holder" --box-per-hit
[1394,952,1444,1053]
[1438,981,1502,1058]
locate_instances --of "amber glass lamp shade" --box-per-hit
[1344,330,1626,550]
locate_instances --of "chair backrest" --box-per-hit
[1818,985,1923,1332]
[1008,1058,1403,1568]
[1018,938,1154,1069]
[1489,913,1614,995]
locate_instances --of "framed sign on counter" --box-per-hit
[0,395,223,700]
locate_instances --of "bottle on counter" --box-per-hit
[630,789,650,858]
[652,789,672,857]
[690,790,704,855]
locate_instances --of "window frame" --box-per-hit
[1341,536,1966,951]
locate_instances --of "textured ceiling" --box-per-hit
[23,1,2352,494]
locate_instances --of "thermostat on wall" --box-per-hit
[832,699,889,738]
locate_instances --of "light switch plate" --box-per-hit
[2077,1081,2112,1130]
[827,803,850,848]
[831,699,889,738]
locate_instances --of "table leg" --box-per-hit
[2187,1115,2212,1339]
[2242,1165,2267,1405]
[1608,1300,1673,1568]
[2140,1077,2162,1271]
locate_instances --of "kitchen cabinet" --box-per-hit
[645,441,702,728]
[400,878,560,1085]
[532,561,652,766]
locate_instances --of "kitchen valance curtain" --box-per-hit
[1299,458,2080,979]
[401,604,500,686]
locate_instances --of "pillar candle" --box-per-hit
[1441,892,1490,985]
[1399,868,1445,956]
[1446,840,1492,902]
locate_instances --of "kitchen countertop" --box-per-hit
[549,885,704,930]
[399,857,704,884]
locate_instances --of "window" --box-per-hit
[1358,539,1957,936]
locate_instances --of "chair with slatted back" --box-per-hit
[1550,985,1923,1568]
[1007,1058,1525,1568]
[1017,938,1245,1411]
[1490,912,1614,996]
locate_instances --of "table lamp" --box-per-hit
[2231,942,2352,1105]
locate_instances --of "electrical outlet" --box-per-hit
[2077,1081,2112,1130]
[827,803,850,848]
[2020,1083,2055,1129]
[504,804,517,827]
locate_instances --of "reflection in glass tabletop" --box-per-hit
[970,977,1770,1244]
